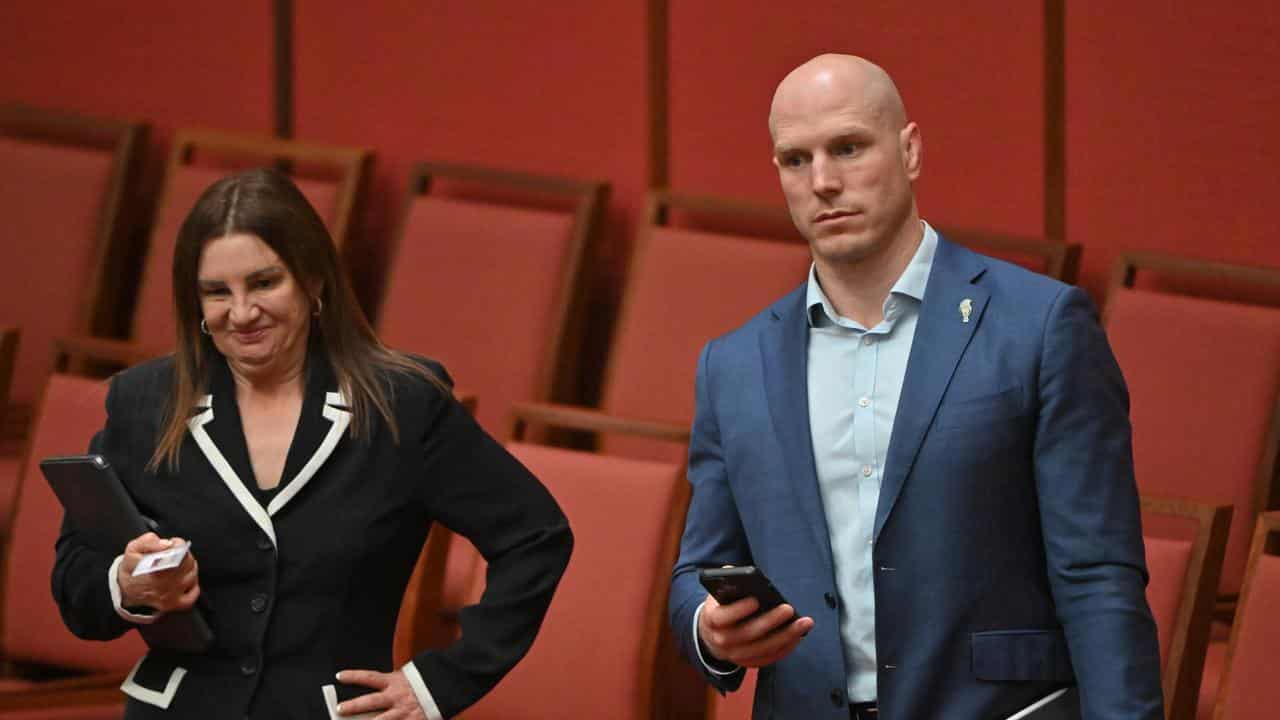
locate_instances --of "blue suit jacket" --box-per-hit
[669,237,1164,719]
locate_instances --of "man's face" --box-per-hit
[770,75,921,267]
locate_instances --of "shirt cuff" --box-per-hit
[693,603,740,676]
[401,661,444,720]
[108,555,159,624]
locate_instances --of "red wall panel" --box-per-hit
[669,1,1046,239]
[1067,3,1280,295]
[0,1,272,134]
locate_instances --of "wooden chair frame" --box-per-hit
[54,128,373,371]
[1141,496,1232,720]
[0,104,148,342]
[1106,251,1280,614]
[934,227,1081,283]
[1212,511,1280,720]
[379,161,607,425]
[0,329,17,435]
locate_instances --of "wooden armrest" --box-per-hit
[53,335,166,372]
[0,671,126,709]
[453,390,477,415]
[509,401,690,444]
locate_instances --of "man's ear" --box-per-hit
[900,122,923,181]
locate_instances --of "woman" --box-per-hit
[52,168,573,719]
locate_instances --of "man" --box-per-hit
[668,54,1163,719]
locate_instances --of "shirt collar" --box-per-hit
[806,220,938,329]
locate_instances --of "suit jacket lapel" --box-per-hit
[760,286,836,572]
[874,238,990,542]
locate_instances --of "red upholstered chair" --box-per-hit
[1103,252,1280,606]
[1141,497,1232,720]
[707,668,757,720]
[0,374,144,715]
[374,165,605,652]
[456,431,689,720]
[55,128,372,370]
[1207,512,1280,719]
[514,189,812,464]
[0,105,145,461]
[935,227,1081,283]
[375,162,605,440]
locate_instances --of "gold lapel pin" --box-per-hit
[959,298,973,323]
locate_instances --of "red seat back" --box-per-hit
[1107,287,1280,595]
[1,374,147,671]
[459,443,686,720]
[601,223,811,462]
[1214,513,1280,719]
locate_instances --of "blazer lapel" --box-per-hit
[188,389,277,546]
[185,351,353,547]
[874,238,990,542]
[760,285,836,572]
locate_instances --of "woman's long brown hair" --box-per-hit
[149,168,442,472]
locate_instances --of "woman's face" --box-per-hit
[197,233,313,380]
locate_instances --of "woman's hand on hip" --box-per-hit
[116,532,200,614]
[335,669,425,719]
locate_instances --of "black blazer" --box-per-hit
[52,351,573,719]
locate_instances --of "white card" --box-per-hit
[322,685,377,720]
[131,542,191,576]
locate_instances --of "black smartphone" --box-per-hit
[698,565,789,616]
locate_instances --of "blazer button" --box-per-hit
[256,535,273,551]
[240,658,259,676]
[824,592,838,609]
[250,594,269,613]
[829,688,844,707]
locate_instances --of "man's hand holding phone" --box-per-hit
[697,566,815,668]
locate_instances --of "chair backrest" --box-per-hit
[1213,512,1280,720]
[376,162,605,439]
[707,668,757,720]
[1104,252,1280,598]
[0,105,145,416]
[599,190,811,462]
[458,443,688,720]
[935,227,1082,283]
[1140,496,1232,720]
[0,328,17,436]
[129,129,371,353]
[0,374,146,671]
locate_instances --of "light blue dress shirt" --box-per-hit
[806,222,936,703]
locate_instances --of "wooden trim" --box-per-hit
[1043,0,1067,243]
[509,401,691,446]
[643,464,691,720]
[646,0,670,189]
[0,671,126,710]
[51,335,168,374]
[382,162,608,424]
[167,128,373,251]
[647,188,794,230]
[1140,496,1232,720]
[0,104,148,343]
[937,227,1082,284]
[272,0,294,140]
[0,328,18,432]
[1212,512,1280,720]
[1102,251,1280,542]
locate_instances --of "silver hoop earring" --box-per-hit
[313,297,324,318]
[200,319,210,335]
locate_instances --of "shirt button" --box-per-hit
[250,594,269,613]
[824,592,838,609]
[256,535,273,551]
[862,336,874,346]
[861,465,873,478]
[829,688,845,707]
[240,658,259,676]
[858,397,870,408]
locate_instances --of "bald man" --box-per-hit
[668,55,1163,719]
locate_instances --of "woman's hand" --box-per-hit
[335,669,425,719]
[116,532,200,614]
